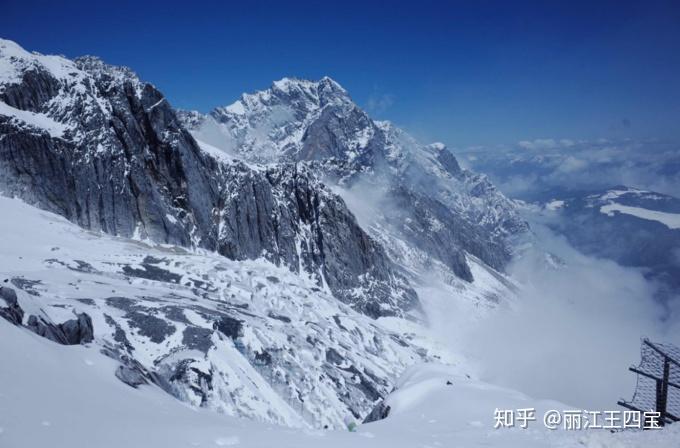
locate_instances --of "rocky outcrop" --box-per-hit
[363,401,391,423]
[0,286,23,325]
[213,315,243,340]
[0,285,93,344]
[26,312,94,345]
[0,57,218,248]
[433,143,462,176]
[60,312,95,344]
[0,39,418,318]
[115,364,148,388]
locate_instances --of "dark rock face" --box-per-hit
[0,66,218,248]
[25,312,94,345]
[26,315,66,343]
[0,285,93,349]
[182,326,213,352]
[214,315,243,339]
[254,350,272,365]
[122,263,182,284]
[212,162,418,317]
[384,187,510,277]
[60,313,94,344]
[0,286,24,325]
[265,164,418,317]
[115,364,148,388]
[435,145,463,177]
[325,347,344,365]
[0,42,418,318]
[168,360,214,406]
[363,401,391,423]
[125,311,176,343]
[298,104,379,163]
[102,345,163,389]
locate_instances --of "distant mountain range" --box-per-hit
[537,186,680,301]
[456,140,680,302]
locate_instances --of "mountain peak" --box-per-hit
[270,76,346,94]
[267,76,349,107]
[211,75,353,126]
[0,38,26,55]
[271,76,311,92]
[0,38,80,87]
[318,75,346,91]
[74,55,141,86]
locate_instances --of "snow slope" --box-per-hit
[1,324,676,448]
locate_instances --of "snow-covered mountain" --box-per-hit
[180,77,528,284]
[0,39,416,319]
[0,38,525,433]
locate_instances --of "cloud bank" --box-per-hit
[455,139,680,199]
[429,221,680,411]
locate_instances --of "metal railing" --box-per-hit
[618,339,680,426]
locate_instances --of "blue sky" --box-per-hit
[4,0,680,146]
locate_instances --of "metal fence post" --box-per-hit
[656,358,670,427]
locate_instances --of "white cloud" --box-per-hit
[556,155,588,173]
[458,139,680,198]
[434,222,678,411]
[517,138,577,151]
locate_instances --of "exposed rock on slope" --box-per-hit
[217,162,418,317]
[1,285,93,344]
[0,197,433,428]
[0,286,23,325]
